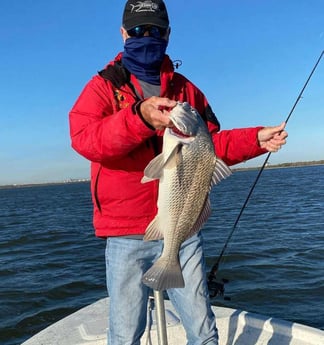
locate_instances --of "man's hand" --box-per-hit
[258,122,288,152]
[139,97,177,130]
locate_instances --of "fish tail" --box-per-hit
[142,258,184,291]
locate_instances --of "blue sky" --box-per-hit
[1,0,323,185]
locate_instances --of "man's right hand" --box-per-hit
[139,97,177,130]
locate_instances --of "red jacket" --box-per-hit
[69,53,266,237]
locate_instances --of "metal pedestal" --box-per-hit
[153,290,168,345]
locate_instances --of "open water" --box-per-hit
[0,165,323,345]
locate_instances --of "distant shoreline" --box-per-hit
[1,160,323,189]
[232,159,324,172]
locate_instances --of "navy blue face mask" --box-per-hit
[122,36,168,85]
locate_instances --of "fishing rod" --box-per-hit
[208,50,324,298]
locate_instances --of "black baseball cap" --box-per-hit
[122,0,169,30]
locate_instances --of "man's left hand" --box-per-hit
[258,122,288,152]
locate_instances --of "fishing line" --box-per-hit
[208,50,324,297]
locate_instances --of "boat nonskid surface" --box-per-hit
[22,297,324,345]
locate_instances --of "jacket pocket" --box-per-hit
[94,165,102,213]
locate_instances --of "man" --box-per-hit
[69,1,288,344]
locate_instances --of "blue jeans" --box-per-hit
[105,232,219,345]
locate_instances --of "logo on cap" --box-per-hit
[130,1,159,13]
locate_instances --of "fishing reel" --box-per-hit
[207,275,231,300]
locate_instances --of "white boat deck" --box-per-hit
[22,297,324,345]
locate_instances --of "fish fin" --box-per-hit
[141,154,165,183]
[141,144,183,183]
[163,143,183,170]
[144,217,164,241]
[184,197,212,240]
[142,258,185,291]
[211,158,232,187]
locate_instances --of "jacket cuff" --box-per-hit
[132,100,155,131]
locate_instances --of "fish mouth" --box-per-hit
[170,126,192,138]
